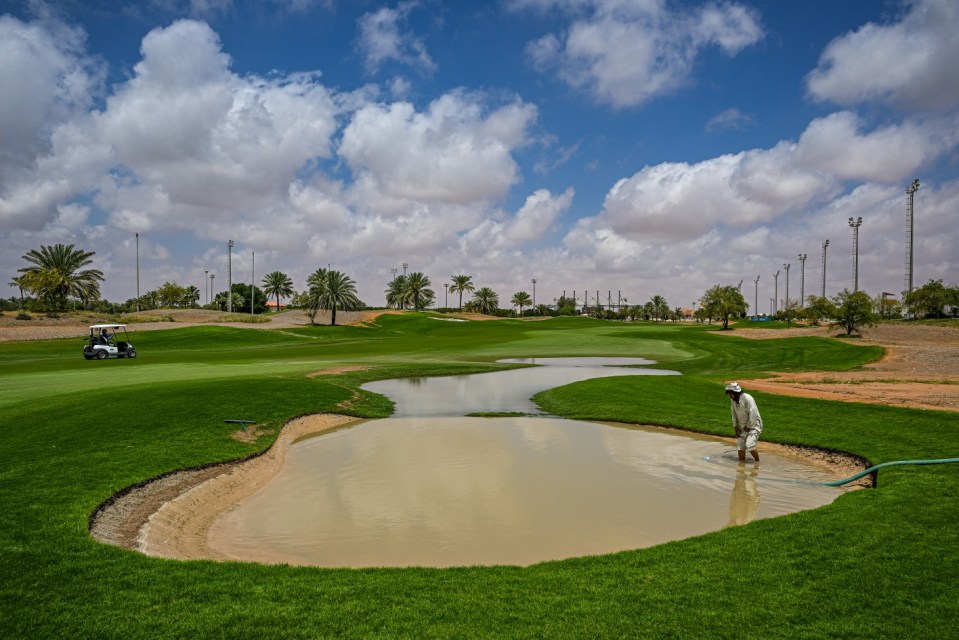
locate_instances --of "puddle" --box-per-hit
[206,358,848,567]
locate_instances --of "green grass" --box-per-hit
[1,314,956,639]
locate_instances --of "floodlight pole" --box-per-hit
[204,270,209,306]
[905,178,920,295]
[135,233,140,312]
[821,240,829,298]
[227,239,234,313]
[210,274,215,307]
[798,254,807,306]
[783,263,791,309]
[444,283,449,308]
[753,275,760,319]
[532,278,537,308]
[773,270,780,313]
[251,251,255,316]
[848,217,863,292]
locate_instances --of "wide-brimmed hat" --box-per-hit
[724,382,742,393]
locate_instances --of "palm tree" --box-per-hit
[9,275,27,309]
[261,271,294,311]
[18,243,104,310]
[308,268,362,326]
[449,274,474,311]
[650,295,668,321]
[404,272,435,311]
[471,287,499,314]
[385,274,409,309]
[511,291,532,315]
[185,285,201,308]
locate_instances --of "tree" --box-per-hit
[904,279,951,319]
[803,295,836,325]
[449,274,475,311]
[262,271,294,311]
[185,285,201,308]
[830,289,880,336]
[700,284,747,330]
[471,287,499,314]
[17,243,104,310]
[156,281,188,307]
[511,291,532,315]
[650,295,669,321]
[385,274,409,309]
[307,268,362,326]
[404,272,435,311]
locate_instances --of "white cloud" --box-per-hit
[357,3,436,75]
[519,0,763,108]
[339,92,537,205]
[806,0,959,112]
[705,107,754,132]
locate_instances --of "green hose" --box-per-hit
[822,457,959,486]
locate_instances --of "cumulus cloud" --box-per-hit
[519,0,763,108]
[339,92,537,205]
[357,2,436,75]
[806,0,959,111]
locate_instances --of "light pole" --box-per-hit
[135,233,140,312]
[849,217,863,292]
[210,274,215,308]
[227,239,234,313]
[773,270,780,314]
[444,283,449,308]
[532,278,537,308]
[798,254,807,306]
[905,178,920,294]
[821,239,829,298]
[250,250,255,316]
[204,270,209,306]
[783,263,791,310]
[403,262,408,276]
[753,275,760,319]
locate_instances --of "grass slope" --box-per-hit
[1,315,956,639]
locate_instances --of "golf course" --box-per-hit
[1,313,957,639]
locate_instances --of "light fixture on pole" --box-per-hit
[753,275,760,319]
[772,270,780,314]
[848,217,863,292]
[444,283,449,308]
[798,254,807,306]
[821,240,829,298]
[135,233,140,312]
[204,270,209,306]
[532,278,537,308]
[250,251,255,317]
[905,178,920,295]
[210,273,215,307]
[783,263,791,310]
[402,262,408,276]
[227,239,234,313]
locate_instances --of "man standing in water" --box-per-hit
[725,382,762,463]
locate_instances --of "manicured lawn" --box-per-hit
[1,315,956,639]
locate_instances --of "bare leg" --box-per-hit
[738,450,746,463]
[751,449,760,462]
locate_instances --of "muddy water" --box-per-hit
[207,358,848,567]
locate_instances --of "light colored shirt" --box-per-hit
[730,392,763,433]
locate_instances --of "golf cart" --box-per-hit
[83,324,137,360]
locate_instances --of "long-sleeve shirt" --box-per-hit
[730,393,763,433]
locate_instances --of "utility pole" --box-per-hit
[849,217,863,292]
[798,254,807,306]
[821,240,829,298]
[905,178,920,295]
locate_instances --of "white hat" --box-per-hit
[724,382,742,393]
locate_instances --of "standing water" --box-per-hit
[208,358,848,567]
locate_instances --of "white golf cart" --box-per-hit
[83,324,137,360]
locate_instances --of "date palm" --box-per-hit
[471,287,499,314]
[404,272,435,311]
[385,274,409,309]
[307,267,362,326]
[449,274,474,311]
[511,291,532,315]
[18,243,103,310]
[262,271,294,311]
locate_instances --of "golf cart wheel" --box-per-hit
[127,349,137,358]
[83,354,93,360]
[96,350,108,360]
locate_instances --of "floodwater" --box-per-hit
[208,358,848,568]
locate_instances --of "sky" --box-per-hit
[1,0,957,312]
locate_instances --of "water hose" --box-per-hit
[821,457,959,486]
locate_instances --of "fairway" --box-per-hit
[2,314,957,639]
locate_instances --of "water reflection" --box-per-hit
[726,467,761,527]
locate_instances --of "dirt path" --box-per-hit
[722,323,959,412]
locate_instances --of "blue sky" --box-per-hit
[2,0,957,311]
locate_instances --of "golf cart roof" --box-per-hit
[89,324,127,330]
